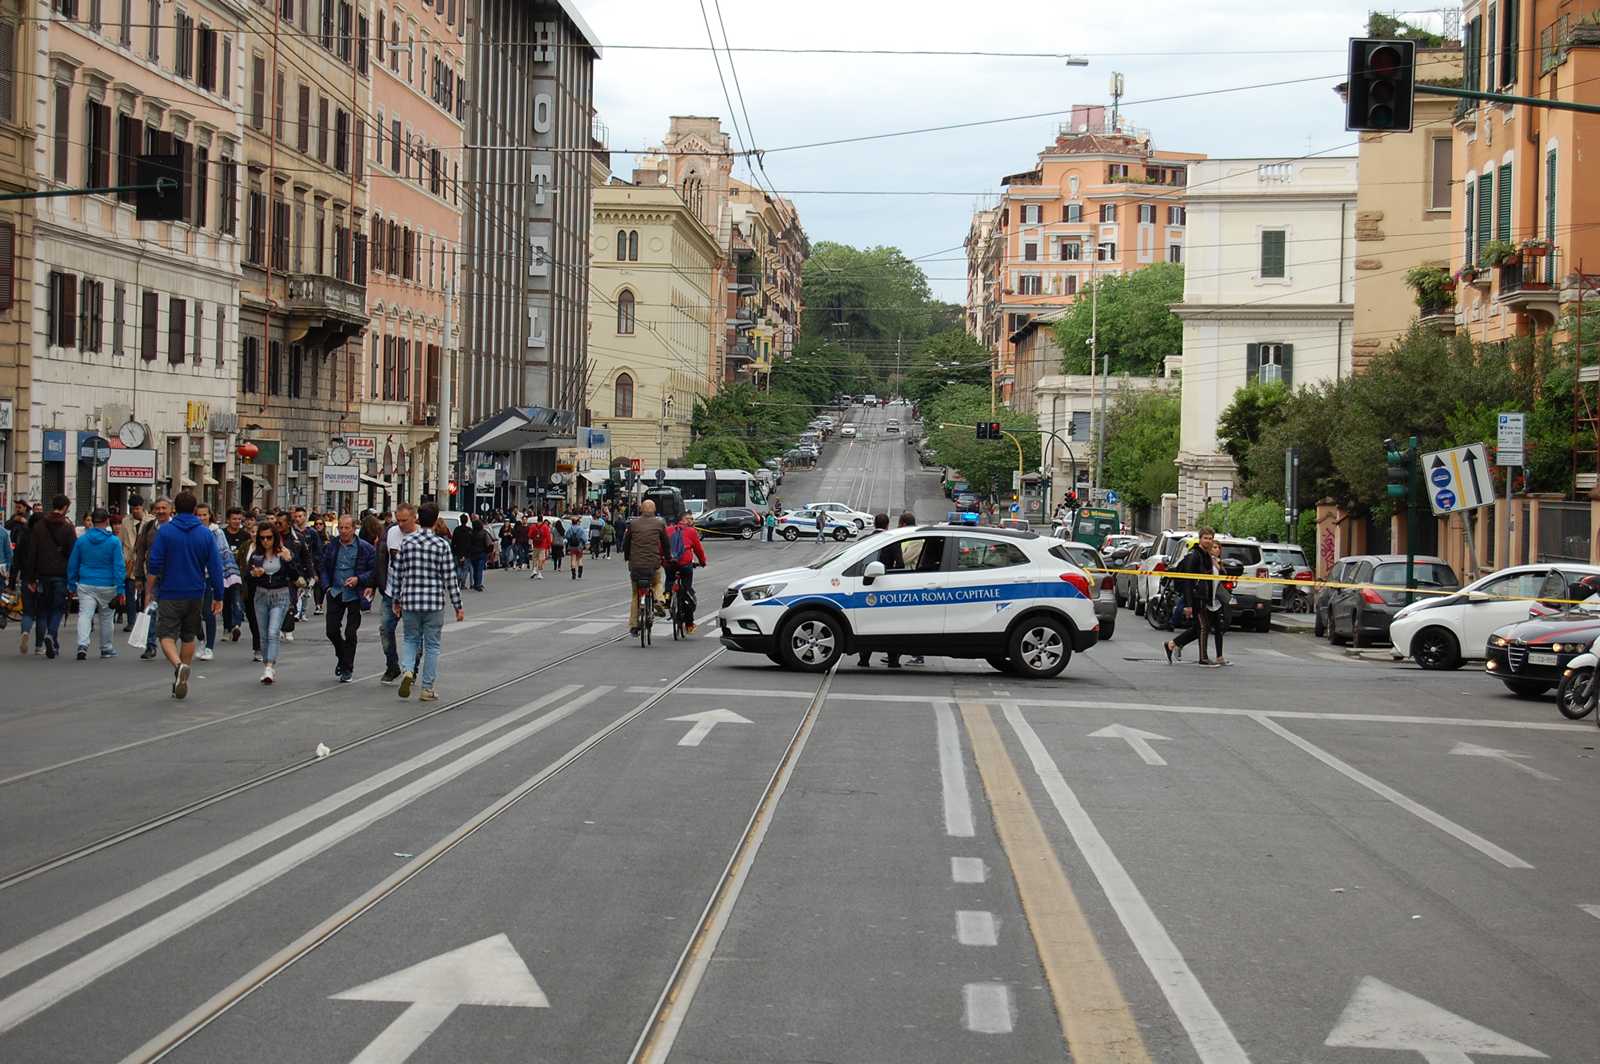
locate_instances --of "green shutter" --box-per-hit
[1486,5,1497,88]
[1246,342,1260,382]
[1280,344,1294,388]
[1503,0,1519,87]
[1476,171,1493,260]
[1465,180,1476,265]
[1497,162,1512,241]
[1546,149,1557,283]
[1260,231,1285,278]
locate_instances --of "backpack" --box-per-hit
[565,524,583,548]
[669,526,686,563]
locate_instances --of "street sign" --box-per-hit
[1011,470,1021,490]
[1421,442,1491,516]
[321,464,360,492]
[344,434,378,461]
[1220,486,1231,503]
[77,435,112,464]
[106,448,157,484]
[629,457,642,473]
[1497,412,1525,467]
[474,466,496,492]
[1105,488,1119,504]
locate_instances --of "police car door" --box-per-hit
[945,535,1034,637]
[842,533,951,643]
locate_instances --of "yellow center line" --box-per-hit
[959,701,1151,1064]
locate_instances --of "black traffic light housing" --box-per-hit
[1383,436,1411,499]
[975,421,1002,441]
[1346,38,1415,133]
[134,154,185,221]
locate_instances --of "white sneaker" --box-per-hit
[282,631,295,642]
[261,664,275,684]
[198,647,214,661]
[534,572,543,580]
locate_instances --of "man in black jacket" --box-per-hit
[24,495,77,658]
[1163,528,1218,665]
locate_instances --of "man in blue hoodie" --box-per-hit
[67,507,125,660]
[145,491,226,699]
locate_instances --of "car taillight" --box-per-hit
[1153,560,1168,573]
[1255,567,1268,578]
[1100,574,1115,591]
[1293,569,1313,583]
[1060,572,1092,597]
[1360,587,1385,605]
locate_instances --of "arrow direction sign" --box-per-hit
[668,708,752,747]
[1325,976,1545,1063]
[1422,443,1491,516]
[1461,449,1485,506]
[332,934,548,1064]
[1089,723,1171,766]
[1449,741,1559,781]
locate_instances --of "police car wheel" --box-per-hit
[782,527,799,541]
[779,611,842,672]
[1008,618,1071,679]
[833,527,849,541]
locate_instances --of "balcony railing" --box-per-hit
[285,273,366,319]
[1495,247,1562,317]
[727,341,755,362]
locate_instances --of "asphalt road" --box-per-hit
[1,402,1595,1064]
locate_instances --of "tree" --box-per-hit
[1217,380,1288,486]
[923,385,1040,500]
[681,435,758,471]
[800,242,940,344]
[1199,496,1288,542]
[903,329,991,405]
[689,382,812,466]
[1051,262,1184,376]
[1101,388,1180,513]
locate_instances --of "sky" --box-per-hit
[580,1,1446,304]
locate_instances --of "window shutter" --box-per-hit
[60,274,77,348]
[1502,0,1518,86]
[0,220,12,313]
[1246,342,1260,382]
[1280,344,1294,388]
[53,83,71,182]
[221,37,231,99]
[1463,180,1475,265]
[1545,150,1557,283]
[1486,5,1496,89]
[141,289,158,360]
[1496,162,1512,241]
[1476,170,1493,257]
[169,297,186,363]
[0,22,14,124]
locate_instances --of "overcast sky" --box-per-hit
[580,1,1440,304]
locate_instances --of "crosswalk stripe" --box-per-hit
[566,621,613,636]
[451,620,489,631]
[1244,647,1293,659]
[496,620,554,636]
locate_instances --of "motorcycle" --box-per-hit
[1556,648,1599,721]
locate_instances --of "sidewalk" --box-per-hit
[1270,611,1316,634]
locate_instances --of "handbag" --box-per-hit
[128,604,155,648]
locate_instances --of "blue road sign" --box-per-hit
[1430,465,1451,488]
[1220,487,1231,503]
[1434,488,1457,511]
[1105,489,1119,504]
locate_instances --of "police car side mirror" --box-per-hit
[863,561,887,585]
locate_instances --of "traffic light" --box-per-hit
[1346,38,1415,133]
[135,154,186,221]
[1064,490,1079,509]
[975,423,989,440]
[974,421,1002,441]
[1383,438,1409,499]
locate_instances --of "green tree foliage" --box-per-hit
[1368,12,1445,46]
[770,337,877,404]
[800,242,940,343]
[1051,262,1184,376]
[923,385,1040,498]
[1217,380,1288,485]
[1101,388,1180,512]
[1198,496,1290,542]
[680,435,758,471]
[903,329,992,404]
[688,383,812,468]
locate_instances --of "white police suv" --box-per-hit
[719,524,1099,678]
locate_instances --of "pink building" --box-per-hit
[361,0,466,507]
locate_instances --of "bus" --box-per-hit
[1068,506,1120,550]
[594,467,768,510]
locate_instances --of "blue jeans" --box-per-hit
[471,556,486,588]
[202,588,217,649]
[75,584,119,653]
[254,587,292,664]
[379,592,401,673]
[401,608,447,690]
[223,585,243,630]
[455,559,469,589]
[36,576,67,644]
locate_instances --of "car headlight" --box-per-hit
[741,582,787,601]
[1489,635,1510,648]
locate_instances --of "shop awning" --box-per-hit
[200,473,220,487]
[180,475,197,488]
[458,406,578,454]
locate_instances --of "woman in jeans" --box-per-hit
[246,523,299,684]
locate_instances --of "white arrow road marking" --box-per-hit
[1089,723,1172,766]
[333,934,548,1064]
[1325,976,1546,1063]
[1581,904,1600,921]
[1449,741,1559,781]
[667,708,752,747]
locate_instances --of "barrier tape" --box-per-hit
[1084,566,1595,608]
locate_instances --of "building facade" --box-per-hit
[1346,46,1463,370]
[0,1,33,511]
[28,0,245,514]
[1033,368,1180,516]
[458,0,599,507]
[981,106,1204,405]
[964,207,1001,359]
[234,0,372,512]
[360,0,466,509]
[1174,157,1358,524]
[728,178,806,386]
[588,184,719,469]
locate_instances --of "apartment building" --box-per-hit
[0,2,32,510]
[964,207,1001,359]
[587,183,720,469]
[28,0,245,514]
[728,178,806,385]
[1452,0,1600,347]
[1174,157,1358,524]
[984,105,1204,404]
[360,0,466,509]
[457,0,599,508]
[234,0,372,512]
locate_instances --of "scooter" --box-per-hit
[1556,648,1599,720]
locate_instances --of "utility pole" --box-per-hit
[436,277,454,508]
[1089,242,1102,492]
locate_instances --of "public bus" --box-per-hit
[594,467,768,510]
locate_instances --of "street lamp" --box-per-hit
[1065,56,1090,67]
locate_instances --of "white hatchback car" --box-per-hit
[1388,563,1600,669]
[805,501,874,530]
[840,424,857,438]
[719,525,1100,678]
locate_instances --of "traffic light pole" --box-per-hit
[1415,84,1600,117]
[1405,434,1418,607]
[0,178,177,203]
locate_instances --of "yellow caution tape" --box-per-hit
[1085,567,1593,607]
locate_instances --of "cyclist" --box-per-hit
[666,511,709,635]
[621,499,671,636]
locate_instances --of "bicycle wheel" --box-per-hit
[642,591,654,646]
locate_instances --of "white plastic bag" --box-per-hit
[128,604,154,648]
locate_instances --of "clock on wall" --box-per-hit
[117,420,147,449]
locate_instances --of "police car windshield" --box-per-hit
[807,543,859,569]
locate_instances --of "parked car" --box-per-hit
[776,509,859,541]
[697,506,765,540]
[1127,530,1196,616]
[1051,541,1117,640]
[1318,554,1459,646]
[1486,606,1600,697]
[840,424,857,438]
[955,492,979,511]
[1390,563,1600,670]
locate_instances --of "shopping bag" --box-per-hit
[128,605,154,648]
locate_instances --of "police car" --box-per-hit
[775,508,860,541]
[719,524,1099,678]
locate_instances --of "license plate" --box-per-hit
[1527,652,1558,666]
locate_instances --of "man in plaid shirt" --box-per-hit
[387,502,465,701]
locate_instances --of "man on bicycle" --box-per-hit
[666,511,709,635]
[621,499,671,636]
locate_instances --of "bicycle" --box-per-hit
[1145,578,1181,632]
[669,573,686,641]
[634,573,656,647]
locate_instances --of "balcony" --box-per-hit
[1496,249,1561,321]
[286,273,366,320]
[727,341,755,363]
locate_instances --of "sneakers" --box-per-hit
[19,629,28,654]
[76,646,88,661]
[534,572,544,580]
[685,623,697,636]
[380,667,401,685]
[173,663,191,699]
[44,637,57,659]
[398,670,415,698]
[261,664,275,684]
[418,688,438,702]
[252,651,262,662]
[199,647,214,661]
[230,625,241,642]
[100,648,117,659]
[140,646,158,660]
[282,631,295,642]
[338,672,353,683]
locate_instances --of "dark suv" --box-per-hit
[1317,554,1459,646]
